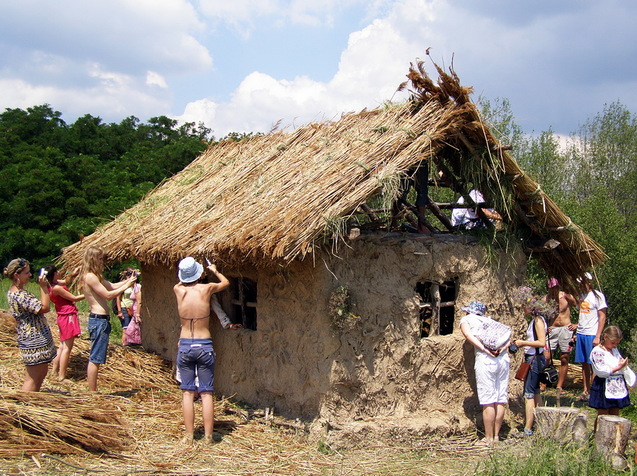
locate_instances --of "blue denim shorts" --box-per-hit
[120,307,132,329]
[523,353,546,399]
[88,315,112,364]
[177,338,216,393]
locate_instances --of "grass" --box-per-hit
[477,438,631,476]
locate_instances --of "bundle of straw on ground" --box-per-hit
[0,310,497,475]
[0,390,132,457]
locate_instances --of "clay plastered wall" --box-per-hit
[317,235,527,431]
[140,260,338,419]
[140,234,527,429]
[138,263,182,358]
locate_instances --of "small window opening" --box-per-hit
[225,277,257,330]
[416,278,457,337]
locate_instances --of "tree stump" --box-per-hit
[595,415,632,470]
[534,406,589,444]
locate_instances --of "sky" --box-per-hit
[0,0,635,138]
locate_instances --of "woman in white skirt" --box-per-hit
[460,301,511,446]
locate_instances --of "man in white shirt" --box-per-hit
[574,272,607,398]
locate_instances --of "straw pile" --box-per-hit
[60,58,605,286]
[0,390,131,457]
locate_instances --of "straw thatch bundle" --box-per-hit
[60,58,605,284]
[0,390,132,457]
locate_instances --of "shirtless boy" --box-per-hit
[80,246,137,391]
[543,278,577,393]
[173,257,240,444]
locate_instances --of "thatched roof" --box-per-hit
[61,59,605,285]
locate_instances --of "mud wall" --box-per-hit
[316,234,527,433]
[139,233,528,430]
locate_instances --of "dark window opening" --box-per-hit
[416,279,457,338]
[226,277,257,330]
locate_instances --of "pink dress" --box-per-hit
[49,285,82,341]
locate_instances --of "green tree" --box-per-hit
[0,105,210,268]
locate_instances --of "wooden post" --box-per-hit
[430,283,440,336]
[595,415,632,470]
[533,407,589,445]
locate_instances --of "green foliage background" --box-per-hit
[0,105,212,271]
[481,99,637,349]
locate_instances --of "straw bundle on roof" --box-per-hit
[60,58,605,284]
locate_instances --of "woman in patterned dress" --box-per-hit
[3,258,57,391]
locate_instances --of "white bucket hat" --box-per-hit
[178,257,204,283]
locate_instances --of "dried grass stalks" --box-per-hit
[0,310,175,458]
[0,391,132,457]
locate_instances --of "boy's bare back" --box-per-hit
[174,262,229,339]
[174,282,217,339]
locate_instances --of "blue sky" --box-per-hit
[0,0,635,138]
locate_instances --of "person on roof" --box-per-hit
[451,189,501,230]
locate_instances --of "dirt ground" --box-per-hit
[0,309,623,475]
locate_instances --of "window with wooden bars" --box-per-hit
[225,277,257,330]
[416,279,457,337]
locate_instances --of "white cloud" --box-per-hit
[0,0,211,75]
[176,98,218,127]
[176,0,429,135]
[0,0,211,120]
[146,71,169,89]
[178,0,637,137]
[1,0,635,136]
[0,75,169,121]
[198,0,368,36]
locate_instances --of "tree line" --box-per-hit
[0,104,215,271]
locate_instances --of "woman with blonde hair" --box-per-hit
[4,258,57,391]
[589,326,633,430]
[79,246,137,391]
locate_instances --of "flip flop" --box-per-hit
[578,393,589,401]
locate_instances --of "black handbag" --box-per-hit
[541,364,559,386]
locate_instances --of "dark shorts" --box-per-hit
[523,353,546,398]
[120,307,132,329]
[88,314,111,364]
[177,338,216,393]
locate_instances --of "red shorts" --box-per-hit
[57,313,81,342]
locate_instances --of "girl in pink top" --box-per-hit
[45,265,84,383]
